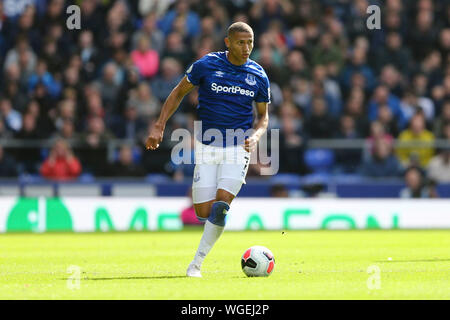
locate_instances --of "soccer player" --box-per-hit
[146,22,270,277]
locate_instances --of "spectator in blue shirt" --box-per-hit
[362,138,403,177]
[340,47,376,93]
[27,59,61,99]
[158,0,200,39]
[151,57,183,102]
[0,97,22,132]
[368,85,407,130]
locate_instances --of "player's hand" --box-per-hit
[244,136,258,153]
[146,122,165,150]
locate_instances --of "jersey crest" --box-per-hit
[245,73,256,86]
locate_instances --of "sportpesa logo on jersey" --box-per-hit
[211,83,255,97]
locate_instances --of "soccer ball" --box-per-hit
[241,245,275,277]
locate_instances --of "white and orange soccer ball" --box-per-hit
[241,245,275,277]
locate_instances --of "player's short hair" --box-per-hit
[227,22,253,37]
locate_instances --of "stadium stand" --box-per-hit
[1,0,450,198]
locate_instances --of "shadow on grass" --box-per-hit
[60,275,187,281]
[375,258,450,263]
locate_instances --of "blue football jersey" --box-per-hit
[185,51,270,147]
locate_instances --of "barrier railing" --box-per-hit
[1,138,449,162]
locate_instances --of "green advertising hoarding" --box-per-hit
[0,197,449,233]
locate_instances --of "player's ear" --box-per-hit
[224,37,230,49]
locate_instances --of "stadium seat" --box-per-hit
[78,173,95,183]
[269,173,301,185]
[300,172,330,185]
[132,147,142,163]
[146,173,171,183]
[40,148,49,160]
[304,149,335,173]
[134,18,142,29]
[333,173,364,183]
[19,173,44,184]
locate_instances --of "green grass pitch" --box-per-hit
[0,229,448,299]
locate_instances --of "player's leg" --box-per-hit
[193,201,214,220]
[197,146,251,258]
[191,139,218,222]
[187,189,236,278]
[192,187,235,220]
[191,160,218,222]
[187,157,219,277]
[207,144,251,227]
[187,147,250,277]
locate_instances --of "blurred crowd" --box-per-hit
[0,0,450,195]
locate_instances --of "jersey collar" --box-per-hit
[224,51,250,68]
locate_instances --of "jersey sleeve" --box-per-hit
[255,74,271,103]
[185,57,206,85]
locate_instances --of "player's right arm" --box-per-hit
[146,76,195,150]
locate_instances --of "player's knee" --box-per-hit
[207,201,230,227]
[195,208,208,222]
[194,208,209,220]
[194,204,212,220]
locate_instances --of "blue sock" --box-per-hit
[207,201,230,227]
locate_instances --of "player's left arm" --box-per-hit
[244,101,269,153]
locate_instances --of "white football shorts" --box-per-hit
[192,139,251,204]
